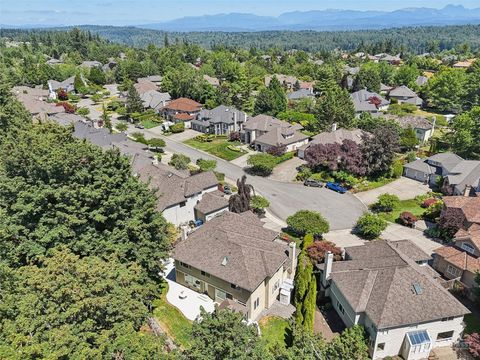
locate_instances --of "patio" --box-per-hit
[314,305,345,342]
[161,258,215,321]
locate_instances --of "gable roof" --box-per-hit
[427,153,464,173]
[140,90,171,110]
[197,105,247,125]
[194,190,229,215]
[446,161,480,194]
[454,223,480,252]
[435,245,480,274]
[287,88,314,100]
[173,211,290,292]
[384,115,433,130]
[350,89,389,112]
[134,80,158,95]
[329,240,469,329]
[203,74,220,87]
[255,126,308,147]
[244,115,302,132]
[162,97,202,112]
[389,85,418,98]
[404,159,436,174]
[310,128,366,147]
[443,196,480,224]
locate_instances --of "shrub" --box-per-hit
[57,88,68,101]
[423,200,443,221]
[247,153,277,176]
[169,154,191,170]
[302,234,314,249]
[250,195,270,215]
[286,210,330,238]
[196,158,217,172]
[116,122,128,132]
[214,171,225,182]
[76,107,90,116]
[306,241,342,264]
[465,333,480,359]
[356,213,387,239]
[229,131,240,142]
[227,145,243,152]
[131,132,148,145]
[148,138,166,151]
[371,193,400,213]
[422,198,437,208]
[296,165,312,181]
[390,159,404,179]
[56,101,76,114]
[331,170,359,188]
[406,151,417,163]
[91,93,103,103]
[398,212,418,227]
[266,144,287,156]
[170,123,185,133]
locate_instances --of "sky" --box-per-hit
[1,0,479,26]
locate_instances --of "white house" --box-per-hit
[137,164,219,226]
[319,240,469,360]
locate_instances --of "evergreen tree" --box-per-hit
[315,85,355,131]
[73,73,87,94]
[101,103,112,132]
[254,76,287,116]
[126,84,143,116]
[88,66,106,85]
[294,250,316,332]
[400,125,419,150]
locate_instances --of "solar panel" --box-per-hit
[408,330,430,345]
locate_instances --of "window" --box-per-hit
[201,270,210,278]
[230,283,239,289]
[437,331,454,340]
[254,297,260,310]
[446,265,462,277]
[272,280,280,293]
[336,301,345,315]
[441,316,454,322]
[215,288,226,301]
[179,201,186,207]
[377,343,385,351]
[461,242,476,254]
[226,293,233,300]
[179,262,190,269]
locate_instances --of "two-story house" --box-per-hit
[161,98,203,129]
[319,240,469,360]
[191,105,247,135]
[388,85,423,106]
[173,211,297,321]
[350,89,390,116]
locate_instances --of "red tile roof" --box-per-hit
[163,97,202,112]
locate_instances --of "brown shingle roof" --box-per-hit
[435,246,480,274]
[134,80,158,95]
[194,191,229,215]
[173,212,289,292]
[163,97,202,112]
[330,240,469,329]
[455,223,480,251]
[173,113,195,121]
[443,196,480,224]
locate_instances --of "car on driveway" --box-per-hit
[304,178,324,187]
[135,123,145,129]
[223,185,233,195]
[326,182,348,194]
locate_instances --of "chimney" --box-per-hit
[331,123,338,132]
[152,155,159,165]
[322,251,333,287]
[180,225,189,241]
[289,242,296,274]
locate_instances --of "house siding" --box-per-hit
[327,282,359,327]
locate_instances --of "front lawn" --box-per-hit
[378,199,425,223]
[152,284,193,348]
[353,177,397,193]
[464,313,480,335]
[259,316,290,350]
[141,118,162,129]
[184,136,246,161]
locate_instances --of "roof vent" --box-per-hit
[221,256,229,266]
[168,173,173,178]
[412,283,423,295]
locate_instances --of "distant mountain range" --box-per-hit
[139,5,480,32]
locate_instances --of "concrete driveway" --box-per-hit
[355,177,430,206]
[269,157,305,182]
[161,259,214,321]
[167,129,201,142]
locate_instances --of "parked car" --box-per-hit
[135,123,145,129]
[222,185,233,195]
[326,182,347,194]
[304,178,324,187]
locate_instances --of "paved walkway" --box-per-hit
[355,177,430,206]
[258,302,295,321]
[161,259,215,321]
[167,129,201,142]
[269,157,305,182]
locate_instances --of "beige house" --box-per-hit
[320,240,469,360]
[173,211,297,321]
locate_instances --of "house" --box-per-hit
[47,76,76,98]
[298,127,366,159]
[265,74,299,90]
[415,76,429,87]
[350,89,390,115]
[137,164,218,226]
[161,98,203,129]
[388,85,423,106]
[138,75,163,86]
[46,58,63,65]
[203,74,220,87]
[80,60,102,69]
[384,115,434,144]
[380,83,393,95]
[102,58,118,72]
[191,105,247,135]
[453,59,475,69]
[375,53,402,65]
[433,224,480,300]
[319,240,469,360]
[13,86,65,117]
[287,88,315,101]
[243,115,308,153]
[173,211,297,321]
[140,90,171,112]
[403,152,463,186]
[134,80,158,96]
[194,190,229,222]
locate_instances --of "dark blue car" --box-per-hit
[326,182,348,194]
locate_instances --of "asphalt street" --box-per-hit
[142,128,367,230]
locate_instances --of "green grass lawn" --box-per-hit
[152,284,193,349]
[259,316,290,350]
[378,199,425,223]
[184,138,246,161]
[464,313,480,334]
[353,177,397,193]
[141,118,162,129]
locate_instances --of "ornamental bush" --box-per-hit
[356,213,387,239]
[398,211,418,227]
[170,122,185,133]
[306,240,342,264]
[286,210,330,238]
[371,193,400,213]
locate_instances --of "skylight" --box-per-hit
[407,330,430,346]
[412,282,423,295]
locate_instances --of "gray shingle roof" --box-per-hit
[389,85,418,98]
[287,89,314,100]
[384,115,433,130]
[446,160,480,193]
[404,159,436,174]
[255,126,308,147]
[198,105,247,126]
[173,211,290,291]
[427,153,464,173]
[329,240,469,329]
[350,89,389,112]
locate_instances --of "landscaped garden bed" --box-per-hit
[184,135,247,161]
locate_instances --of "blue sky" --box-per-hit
[1,0,479,26]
